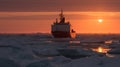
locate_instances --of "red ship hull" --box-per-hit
[52,31,76,38]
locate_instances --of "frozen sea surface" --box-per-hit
[0,34,120,67]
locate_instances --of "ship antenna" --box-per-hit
[60,9,64,18]
[59,9,65,23]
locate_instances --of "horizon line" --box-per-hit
[1,32,120,35]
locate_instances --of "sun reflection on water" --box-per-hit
[98,47,103,53]
[92,47,110,53]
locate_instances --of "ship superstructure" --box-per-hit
[51,10,76,38]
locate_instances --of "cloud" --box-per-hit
[0,0,120,12]
[0,12,120,21]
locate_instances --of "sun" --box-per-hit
[98,19,103,23]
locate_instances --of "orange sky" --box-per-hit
[0,12,120,34]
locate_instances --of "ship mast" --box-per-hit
[59,9,65,23]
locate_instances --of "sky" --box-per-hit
[0,0,120,33]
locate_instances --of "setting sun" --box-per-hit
[98,19,103,23]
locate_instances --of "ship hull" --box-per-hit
[52,31,76,38]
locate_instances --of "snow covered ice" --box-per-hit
[0,34,120,67]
